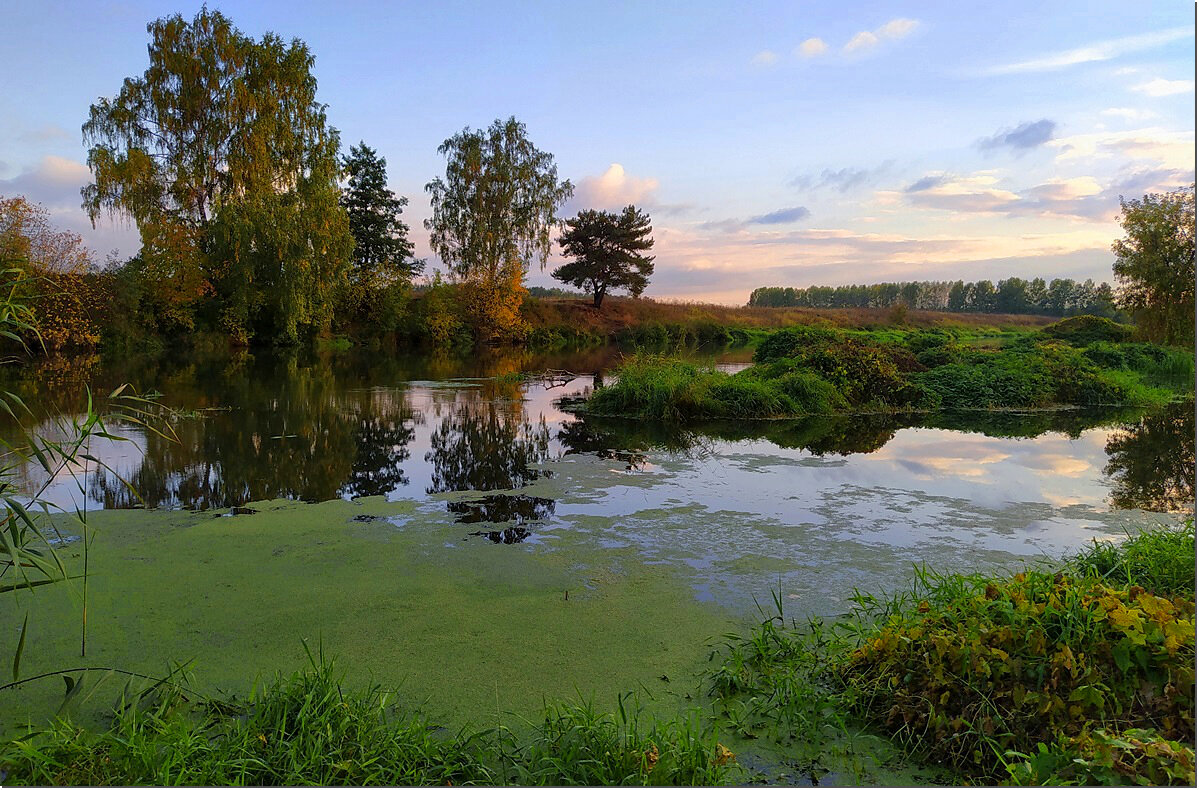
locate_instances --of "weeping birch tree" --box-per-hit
[81,8,351,344]
[424,117,573,341]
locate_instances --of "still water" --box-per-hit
[8,347,1193,617]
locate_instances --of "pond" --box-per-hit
[1,346,1193,728]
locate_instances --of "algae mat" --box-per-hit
[2,497,735,733]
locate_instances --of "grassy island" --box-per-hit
[581,317,1194,421]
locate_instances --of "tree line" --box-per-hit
[748,278,1120,317]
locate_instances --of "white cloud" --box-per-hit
[751,49,778,66]
[878,18,919,40]
[1048,127,1195,171]
[844,31,879,53]
[571,164,659,211]
[1130,78,1193,97]
[844,18,919,54]
[985,27,1190,75]
[796,37,828,58]
[1100,107,1157,121]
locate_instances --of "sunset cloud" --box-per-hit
[570,164,659,212]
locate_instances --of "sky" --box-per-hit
[0,1,1194,304]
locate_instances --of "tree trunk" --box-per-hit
[593,289,604,308]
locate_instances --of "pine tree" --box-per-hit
[340,142,420,281]
[553,205,655,308]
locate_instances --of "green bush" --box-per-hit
[1004,728,1196,786]
[1042,315,1135,345]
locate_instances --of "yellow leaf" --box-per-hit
[714,743,736,766]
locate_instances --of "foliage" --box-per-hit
[424,117,573,342]
[749,277,1119,317]
[1042,315,1135,345]
[0,658,732,786]
[842,567,1195,777]
[81,8,352,344]
[1004,728,1196,786]
[1112,185,1196,347]
[706,523,1197,785]
[340,142,419,281]
[0,196,103,350]
[553,205,655,308]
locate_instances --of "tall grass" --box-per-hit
[0,653,733,786]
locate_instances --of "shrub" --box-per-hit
[1042,315,1135,345]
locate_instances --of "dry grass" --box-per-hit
[521,296,1056,336]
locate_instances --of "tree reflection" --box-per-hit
[425,400,551,493]
[86,355,417,508]
[1104,401,1195,512]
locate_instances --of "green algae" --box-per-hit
[1,496,736,734]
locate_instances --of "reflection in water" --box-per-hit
[447,495,556,524]
[425,403,551,493]
[468,526,532,544]
[0,348,1191,526]
[1104,401,1196,512]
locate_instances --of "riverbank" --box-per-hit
[2,522,1192,785]
[578,319,1194,420]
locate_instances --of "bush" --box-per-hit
[1042,315,1135,345]
[1004,728,1196,786]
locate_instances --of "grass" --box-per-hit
[0,652,734,786]
[704,521,1197,786]
[582,325,1191,421]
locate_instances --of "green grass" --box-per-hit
[583,326,1191,421]
[0,655,733,786]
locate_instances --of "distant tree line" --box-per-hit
[748,277,1120,318]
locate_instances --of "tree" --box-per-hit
[341,142,420,281]
[553,205,655,308]
[1111,185,1196,346]
[424,117,573,341]
[81,8,352,344]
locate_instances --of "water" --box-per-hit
[5,347,1192,618]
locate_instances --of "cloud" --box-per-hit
[570,164,659,211]
[0,155,92,209]
[751,49,779,66]
[984,27,1191,75]
[1130,78,1193,97]
[796,38,827,58]
[1100,107,1157,122]
[904,174,949,193]
[747,206,810,225]
[896,168,1192,222]
[978,119,1056,151]
[844,17,919,53]
[1048,127,1195,171]
[844,31,879,53]
[0,156,141,258]
[791,163,893,193]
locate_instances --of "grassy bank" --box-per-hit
[582,318,1194,420]
[707,521,1196,785]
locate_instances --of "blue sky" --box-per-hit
[1,1,1194,303]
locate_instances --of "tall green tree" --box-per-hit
[340,142,419,280]
[81,8,351,344]
[424,117,573,340]
[553,205,655,308]
[1111,185,1196,346]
